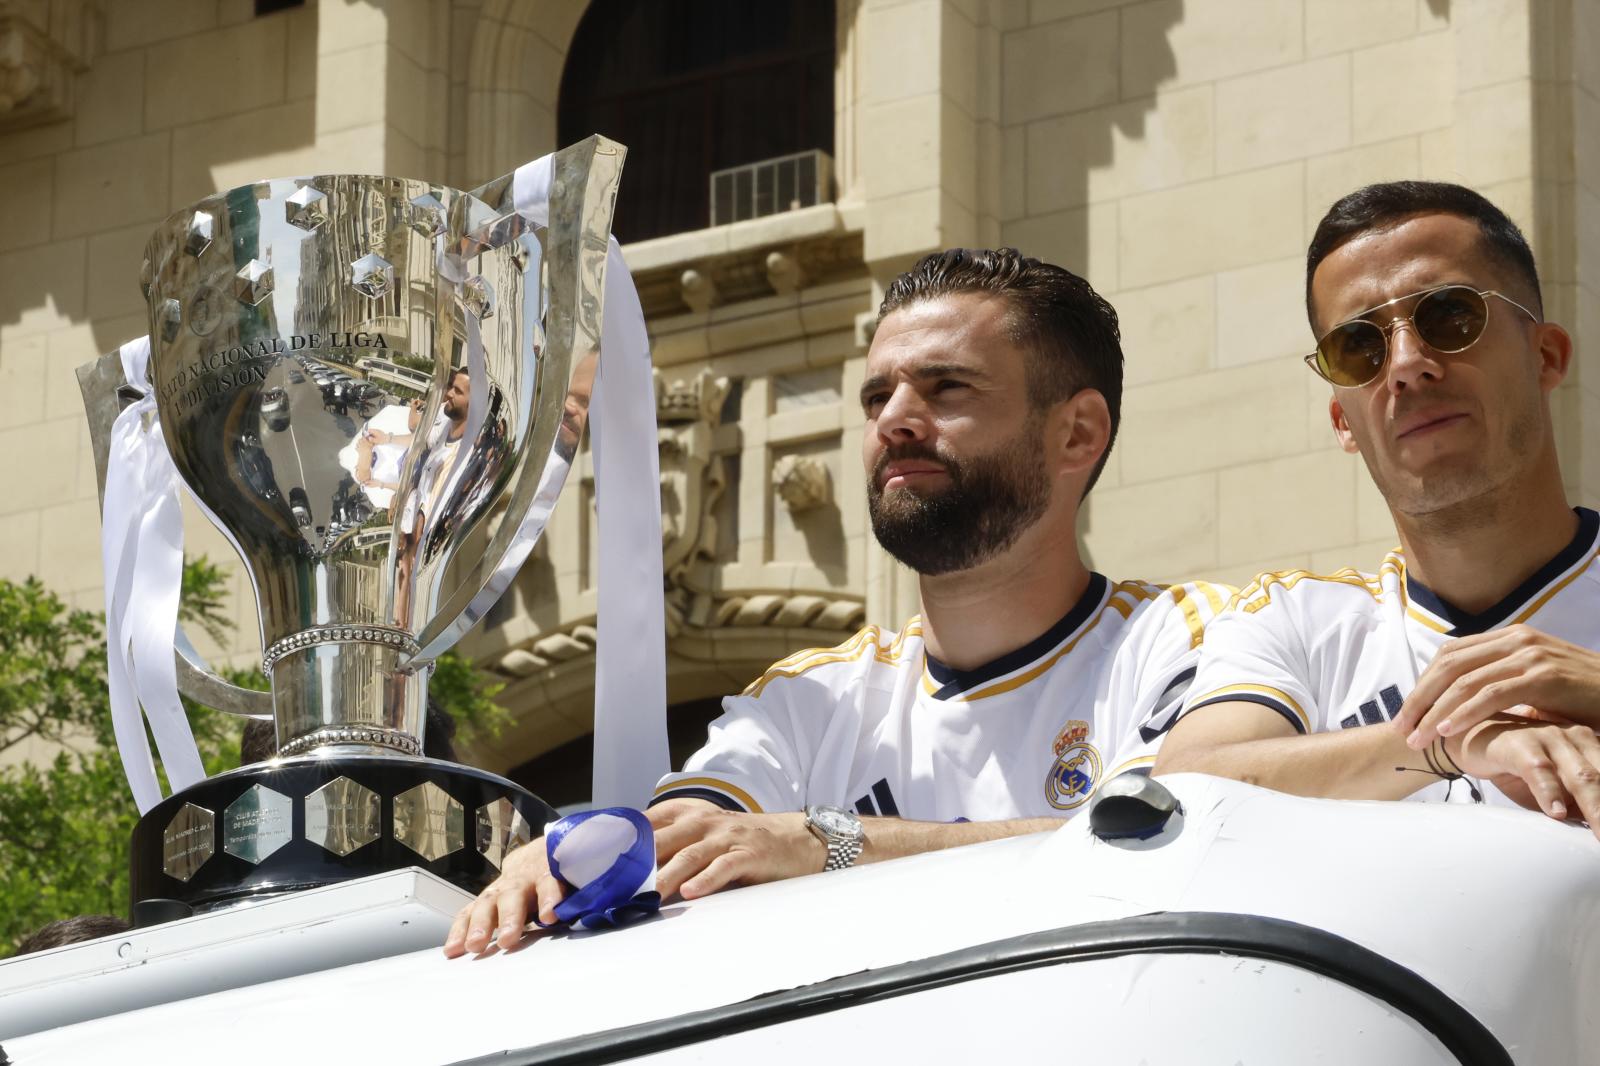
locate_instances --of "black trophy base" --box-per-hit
[130,754,554,920]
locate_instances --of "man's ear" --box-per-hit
[1053,388,1112,479]
[1535,321,1573,393]
[1329,393,1359,455]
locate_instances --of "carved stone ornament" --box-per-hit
[488,366,866,679]
[0,1,93,131]
[772,454,831,513]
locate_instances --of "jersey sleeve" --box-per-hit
[1178,575,1318,736]
[1102,580,1233,777]
[651,688,809,814]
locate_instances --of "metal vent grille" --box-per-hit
[710,150,833,226]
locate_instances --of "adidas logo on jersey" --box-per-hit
[1338,684,1403,730]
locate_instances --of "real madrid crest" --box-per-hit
[1045,719,1102,810]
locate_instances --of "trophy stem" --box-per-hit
[269,639,428,757]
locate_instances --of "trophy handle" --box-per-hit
[77,351,274,721]
[410,136,626,660]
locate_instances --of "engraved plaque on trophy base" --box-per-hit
[129,755,553,917]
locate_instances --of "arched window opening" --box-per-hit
[558,0,836,244]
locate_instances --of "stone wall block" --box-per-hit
[1002,9,1118,125]
[1216,56,1352,175]
[862,1,942,105]
[0,335,48,426]
[36,499,104,593]
[0,418,81,516]
[1115,275,1214,386]
[73,50,146,148]
[1025,85,1213,214]
[1030,0,1127,23]
[316,43,389,135]
[1351,32,1455,145]
[317,0,389,53]
[861,96,943,202]
[0,240,86,340]
[1119,358,1310,484]
[45,326,101,420]
[0,158,52,253]
[1306,0,1419,56]
[1453,0,1532,91]
[86,222,151,322]
[171,102,316,207]
[105,0,217,53]
[285,5,318,99]
[863,187,943,262]
[939,97,980,211]
[0,511,40,584]
[1118,162,1303,289]
[1218,448,1360,563]
[1121,0,1302,93]
[1452,80,1534,188]
[1215,256,1310,368]
[1081,469,1218,581]
[52,134,171,239]
[145,17,288,130]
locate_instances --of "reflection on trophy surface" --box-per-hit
[81,137,628,915]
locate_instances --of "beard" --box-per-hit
[867,419,1052,576]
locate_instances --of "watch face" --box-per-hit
[811,805,862,840]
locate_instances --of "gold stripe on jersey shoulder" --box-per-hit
[742,620,922,698]
[1235,567,1381,614]
[1158,582,1228,646]
[1195,581,1230,614]
[1509,542,1600,626]
[1191,682,1311,732]
[1107,579,1165,619]
[652,776,765,814]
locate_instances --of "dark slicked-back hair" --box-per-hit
[1306,181,1542,328]
[877,247,1123,494]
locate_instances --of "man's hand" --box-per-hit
[442,836,567,958]
[1393,626,1600,748]
[649,800,824,900]
[1448,714,1600,837]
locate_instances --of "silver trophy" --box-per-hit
[79,137,625,915]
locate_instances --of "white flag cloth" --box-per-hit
[514,154,670,809]
[101,336,205,813]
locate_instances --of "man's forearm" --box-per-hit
[857,816,1063,864]
[1155,723,1439,801]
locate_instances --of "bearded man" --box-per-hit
[446,248,1229,957]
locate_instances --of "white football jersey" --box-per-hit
[653,574,1230,822]
[1180,507,1600,804]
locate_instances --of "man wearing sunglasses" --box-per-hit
[1154,181,1600,835]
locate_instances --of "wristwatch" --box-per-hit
[804,804,866,871]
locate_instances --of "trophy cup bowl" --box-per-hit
[98,138,627,915]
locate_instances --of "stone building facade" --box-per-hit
[0,0,1595,789]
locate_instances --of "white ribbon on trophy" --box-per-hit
[101,336,205,813]
[103,152,669,815]
[513,154,670,810]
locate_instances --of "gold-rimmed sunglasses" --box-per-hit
[1304,284,1540,388]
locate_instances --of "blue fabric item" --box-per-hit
[539,806,661,931]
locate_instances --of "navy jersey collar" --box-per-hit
[1406,507,1599,635]
[924,573,1109,700]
